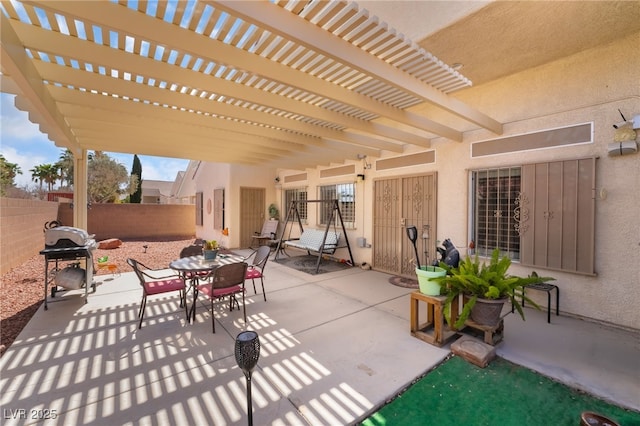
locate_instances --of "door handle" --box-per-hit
[400,218,406,226]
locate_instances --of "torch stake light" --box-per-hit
[406,226,421,269]
[235,331,260,426]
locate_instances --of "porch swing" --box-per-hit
[274,199,355,274]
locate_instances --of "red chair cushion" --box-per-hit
[198,284,245,299]
[245,268,263,279]
[144,278,185,295]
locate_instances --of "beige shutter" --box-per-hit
[520,158,596,275]
[195,191,203,226]
[213,189,224,230]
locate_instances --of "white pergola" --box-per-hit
[1,0,503,226]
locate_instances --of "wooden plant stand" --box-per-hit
[410,292,459,347]
[458,318,504,346]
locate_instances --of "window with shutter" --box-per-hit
[470,157,596,275]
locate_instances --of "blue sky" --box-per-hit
[1,93,189,188]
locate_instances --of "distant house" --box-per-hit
[171,163,198,205]
[140,179,175,204]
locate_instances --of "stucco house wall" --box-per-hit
[195,162,231,247]
[428,32,640,330]
[195,162,277,249]
[273,32,639,330]
[194,32,638,330]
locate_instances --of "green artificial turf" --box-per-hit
[361,356,640,426]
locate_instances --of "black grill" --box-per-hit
[40,225,97,309]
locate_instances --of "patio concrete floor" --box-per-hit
[1,251,638,425]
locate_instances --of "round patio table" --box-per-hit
[170,254,245,323]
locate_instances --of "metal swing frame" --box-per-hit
[274,199,355,274]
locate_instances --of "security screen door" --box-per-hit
[373,174,437,276]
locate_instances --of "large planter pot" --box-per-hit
[415,266,446,296]
[203,249,219,261]
[469,297,506,326]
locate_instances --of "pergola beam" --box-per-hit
[0,13,77,153]
[214,0,503,135]
[28,0,464,141]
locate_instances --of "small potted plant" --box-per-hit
[268,203,279,220]
[434,248,554,329]
[203,240,219,261]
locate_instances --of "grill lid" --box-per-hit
[45,226,95,247]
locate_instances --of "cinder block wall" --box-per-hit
[57,203,195,241]
[1,199,195,274]
[0,198,59,274]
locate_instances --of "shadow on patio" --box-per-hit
[1,254,638,425]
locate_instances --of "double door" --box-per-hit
[373,173,437,277]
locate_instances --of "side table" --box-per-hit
[410,291,459,347]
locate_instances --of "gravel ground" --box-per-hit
[0,238,196,357]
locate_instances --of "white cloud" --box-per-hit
[138,155,188,181]
[1,145,49,187]
[1,94,65,187]
[1,94,47,141]
[110,153,188,182]
[1,94,188,188]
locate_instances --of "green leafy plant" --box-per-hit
[435,248,554,329]
[204,240,218,250]
[268,203,279,219]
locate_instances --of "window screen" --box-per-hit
[284,188,307,222]
[471,168,521,259]
[318,183,355,229]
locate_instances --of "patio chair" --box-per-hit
[197,262,248,333]
[245,245,270,301]
[179,244,209,304]
[127,258,187,329]
[252,220,279,248]
[179,244,208,280]
[180,244,203,258]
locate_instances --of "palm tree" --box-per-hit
[31,164,59,191]
[0,155,22,182]
[40,164,59,191]
[56,149,74,188]
[30,165,46,190]
[0,155,22,195]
